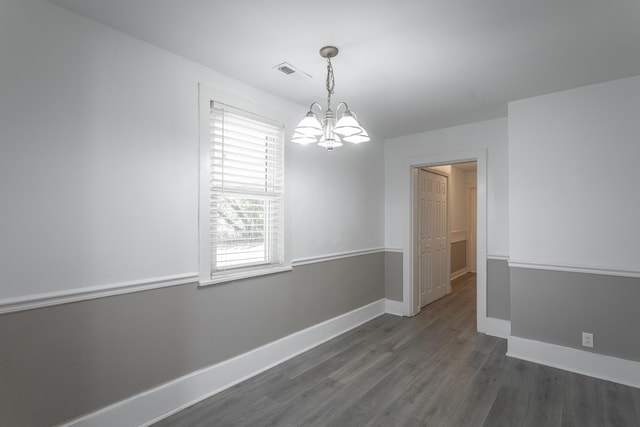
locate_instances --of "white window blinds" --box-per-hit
[209,102,285,277]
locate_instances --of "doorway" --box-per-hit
[403,150,487,333]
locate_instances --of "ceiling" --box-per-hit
[452,162,477,172]
[48,0,640,139]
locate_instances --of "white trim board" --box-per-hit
[291,247,385,267]
[385,248,404,254]
[1,249,392,315]
[484,318,511,339]
[199,265,293,287]
[385,299,405,316]
[451,268,470,281]
[507,336,640,389]
[61,299,387,427]
[487,255,509,261]
[508,260,640,279]
[0,273,198,315]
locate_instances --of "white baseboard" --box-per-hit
[484,317,511,339]
[507,336,640,389]
[451,268,470,281]
[62,299,387,427]
[385,299,405,316]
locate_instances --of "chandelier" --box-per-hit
[292,46,370,151]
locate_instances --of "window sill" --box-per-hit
[199,265,292,287]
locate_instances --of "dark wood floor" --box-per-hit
[155,274,640,426]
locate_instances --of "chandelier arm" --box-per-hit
[335,102,349,117]
[309,102,323,115]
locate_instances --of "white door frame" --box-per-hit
[467,186,478,273]
[402,150,488,333]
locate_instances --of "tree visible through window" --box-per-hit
[209,102,284,276]
[215,197,267,268]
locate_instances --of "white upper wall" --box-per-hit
[384,118,509,256]
[289,141,384,261]
[0,0,384,302]
[508,75,640,271]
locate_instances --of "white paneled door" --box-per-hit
[418,169,449,307]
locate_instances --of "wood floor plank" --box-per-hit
[561,372,605,427]
[367,333,472,423]
[236,377,343,427]
[413,337,501,426]
[301,351,410,426]
[483,385,525,427]
[449,340,511,427]
[601,381,640,427]
[154,273,640,427]
[631,386,640,427]
[324,356,431,427]
[520,365,566,427]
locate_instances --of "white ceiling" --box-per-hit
[48,0,640,139]
[453,162,477,172]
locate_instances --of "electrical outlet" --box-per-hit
[582,332,594,348]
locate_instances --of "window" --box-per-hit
[199,89,288,285]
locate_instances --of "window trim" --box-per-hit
[198,84,291,286]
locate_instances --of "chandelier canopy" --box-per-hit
[292,46,370,151]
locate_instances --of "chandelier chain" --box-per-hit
[326,57,335,111]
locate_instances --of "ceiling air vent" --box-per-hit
[278,64,296,75]
[273,62,312,81]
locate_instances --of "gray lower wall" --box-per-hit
[384,251,403,301]
[0,253,384,427]
[384,252,511,323]
[511,267,640,362]
[487,259,510,320]
[450,240,467,273]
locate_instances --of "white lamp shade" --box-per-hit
[294,111,323,136]
[343,128,370,144]
[317,134,343,149]
[291,132,318,145]
[333,111,363,137]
